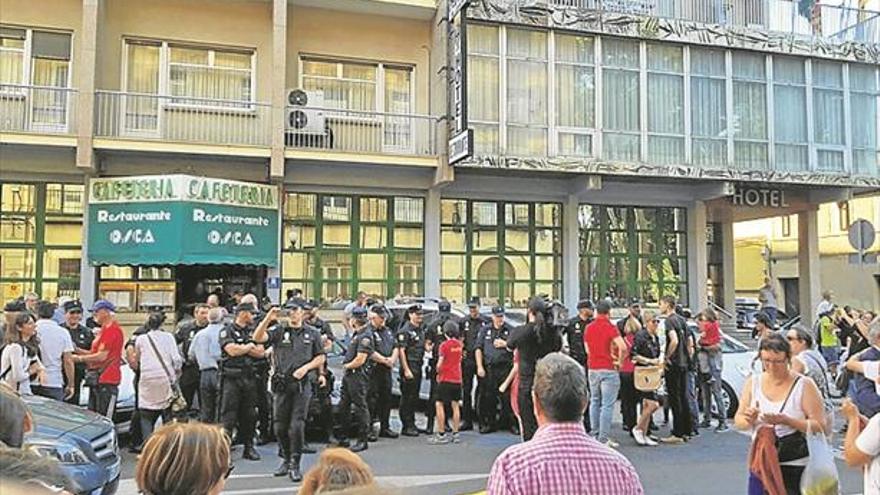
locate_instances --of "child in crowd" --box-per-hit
[430,321,464,445]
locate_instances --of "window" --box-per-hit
[440,199,562,307]
[300,57,413,114]
[647,44,684,165]
[555,34,595,157]
[468,24,500,155]
[781,215,792,237]
[837,201,851,231]
[691,48,728,168]
[603,38,641,162]
[282,193,424,302]
[850,64,879,177]
[812,61,845,171]
[732,52,768,169]
[774,57,808,171]
[0,27,25,85]
[507,29,548,156]
[579,205,688,306]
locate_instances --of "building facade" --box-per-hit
[1,0,878,323]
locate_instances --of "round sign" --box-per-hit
[848,218,876,252]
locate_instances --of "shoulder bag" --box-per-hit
[634,364,664,392]
[145,333,188,413]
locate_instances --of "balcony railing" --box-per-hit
[285,106,438,157]
[551,0,880,43]
[94,91,272,147]
[0,85,77,135]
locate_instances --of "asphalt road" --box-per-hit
[115,410,865,495]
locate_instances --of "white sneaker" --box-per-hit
[643,435,659,447]
[604,438,620,449]
[631,427,647,446]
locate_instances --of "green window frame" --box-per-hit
[282,193,424,303]
[579,204,688,306]
[440,199,562,307]
[1,182,84,302]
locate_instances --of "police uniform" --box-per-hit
[60,301,94,406]
[219,317,261,459]
[564,300,594,432]
[176,317,207,417]
[306,301,335,443]
[266,316,323,479]
[246,312,274,444]
[336,312,373,451]
[424,304,456,433]
[476,317,514,432]
[395,309,426,435]
[367,309,397,438]
[459,306,487,429]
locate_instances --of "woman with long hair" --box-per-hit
[1,312,44,394]
[132,311,183,448]
[299,448,377,495]
[136,422,231,495]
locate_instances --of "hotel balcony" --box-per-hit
[0,85,77,137]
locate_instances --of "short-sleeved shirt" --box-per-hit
[477,323,513,367]
[310,317,335,342]
[563,317,591,365]
[267,324,324,379]
[585,315,620,371]
[663,313,691,369]
[632,329,660,363]
[460,315,488,356]
[36,319,75,388]
[370,325,395,358]
[343,329,374,368]
[507,322,562,380]
[62,323,94,352]
[425,313,456,363]
[437,339,463,384]
[176,320,208,365]
[396,321,425,364]
[89,321,124,385]
[219,322,253,371]
[856,412,880,495]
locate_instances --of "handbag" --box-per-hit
[145,333,188,413]
[634,365,663,392]
[769,376,809,463]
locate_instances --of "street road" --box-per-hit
[115,411,865,495]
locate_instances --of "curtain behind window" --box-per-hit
[507,29,547,156]
[647,44,683,165]
[732,52,767,170]
[691,48,727,168]
[603,39,640,162]
[125,43,160,132]
[0,28,25,85]
[773,58,808,171]
[850,65,878,176]
[468,25,500,155]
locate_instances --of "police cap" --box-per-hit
[467,297,480,308]
[491,305,505,316]
[576,299,594,310]
[351,306,368,318]
[407,304,424,315]
[235,302,257,313]
[438,300,451,312]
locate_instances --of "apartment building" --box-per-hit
[1,0,878,322]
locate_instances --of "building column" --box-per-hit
[269,0,287,179]
[798,208,821,322]
[562,195,580,309]
[75,0,100,170]
[424,187,442,299]
[687,200,708,311]
[79,177,96,308]
[266,186,284,304]
[721,220,737,314]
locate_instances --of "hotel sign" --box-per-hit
[87,175,279,266]
[731,187,790,208]
[447,0,471,165]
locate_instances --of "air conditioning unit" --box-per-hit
[287,89,325,134]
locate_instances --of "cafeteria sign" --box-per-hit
[87,175,279,266]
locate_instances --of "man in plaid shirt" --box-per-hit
[487,353,644,495]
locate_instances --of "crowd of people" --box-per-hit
[1,285,879,495]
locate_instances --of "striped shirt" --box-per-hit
[487,422,644,495]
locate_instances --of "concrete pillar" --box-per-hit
[687,200,708,311]
[75,0,100,171]
[424,187,442,299]
[266,186,283,304]
[79,177,96,308]
[269,0,287,179]
[798,208,821,322]
[721,220,737,314]
[562,195,580,310]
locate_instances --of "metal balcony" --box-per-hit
[0,85,77,135]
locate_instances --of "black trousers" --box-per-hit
[461,358,477,423]
[517,374,538,441]
[139,407,171,447]
[87,384,118,419]
[199,369,220,423]
[65,364,87,406]
[368,367,393,430]
[338,371,370,441]
[255,371,273,439]
[578,363,591,433]
[666,365,694,438]
[273,380,313,460]
[398,364,422,429]
[221,375,257,448]
[179,365,199,418]
[619,371,638,431]
[478,363,513,429]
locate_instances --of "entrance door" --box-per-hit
[780,278,799,317]
[175,265,266,320]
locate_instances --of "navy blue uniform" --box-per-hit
[337,329,374,442]
[368,324,395,433]
[395,321,425,431]
[476,322,514,430]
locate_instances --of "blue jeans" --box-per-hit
[589,370,620,443]
[763,307,778,326]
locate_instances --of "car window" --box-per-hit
[720,334,749,353]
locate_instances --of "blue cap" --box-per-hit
[491,305,505,316]
[90,299,116,313]
[351,306,368,317]
[438,300,451,312]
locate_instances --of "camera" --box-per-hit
[535,294,569,328]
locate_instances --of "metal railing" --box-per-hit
[94,91,272,147]
[0,84,77,135]
[551,0,880,43]
[285,106,438,157]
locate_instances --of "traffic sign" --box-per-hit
[848,218,876,252]
[267,277,281,290]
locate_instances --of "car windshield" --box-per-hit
[720,334,749,353]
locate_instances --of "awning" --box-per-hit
[86,175,280,266]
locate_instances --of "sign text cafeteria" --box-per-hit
[89,175,277,209]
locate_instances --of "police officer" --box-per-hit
[366,304,398,441]
[253,301,325,482]
[219,302,262,461]
[176,303,210,419]
[241,294,274,445]
[396,304,426,436]
[475,306,514,434]
[304,299,334,447]
[564,299,594,432]
[60,300,94,405]
[424,300,457,434]
[458,298,487,431]
[305,299,335,350]
[333,306,373,452]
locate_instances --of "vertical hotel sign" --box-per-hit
[87,175,280,266]
[448,0,473,165]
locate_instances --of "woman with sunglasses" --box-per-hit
[735,333,826,495]
[135,422,232,495]
[786,324,833,435]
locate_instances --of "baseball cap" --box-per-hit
[351,306,368,318]
[63,300,84,313]
[235,302,257,313]
[467,297,481,308]
[630,298,642,308]
[407,304,424,315]
[491,305,505,316]
[438,300,451,312]
[576,299,594,310]
[369,304,388,318]
[90,300,116,313]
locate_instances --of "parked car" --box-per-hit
[23,394,121,495]
[737,307,793,335]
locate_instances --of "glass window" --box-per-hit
[0,27,26,84]
[813,61,845,172]
[647,44,684,165]
[556,34,595,157]
[44,222,82,246]
[302,57,411,115]
[774,57,808,172]
[850,65,878,177]
[732,52,768,170]
[691,48,727,168]
[168,45,253,104]
[507,29,548,156]
[468,24,500,155]
[603,39,641,162]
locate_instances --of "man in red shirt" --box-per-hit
[72,300,123,418]
[584,301,627,448]
[431,321,464,445]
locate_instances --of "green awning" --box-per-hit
[87,175,280,266]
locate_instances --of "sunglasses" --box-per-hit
[225,465,235,479]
